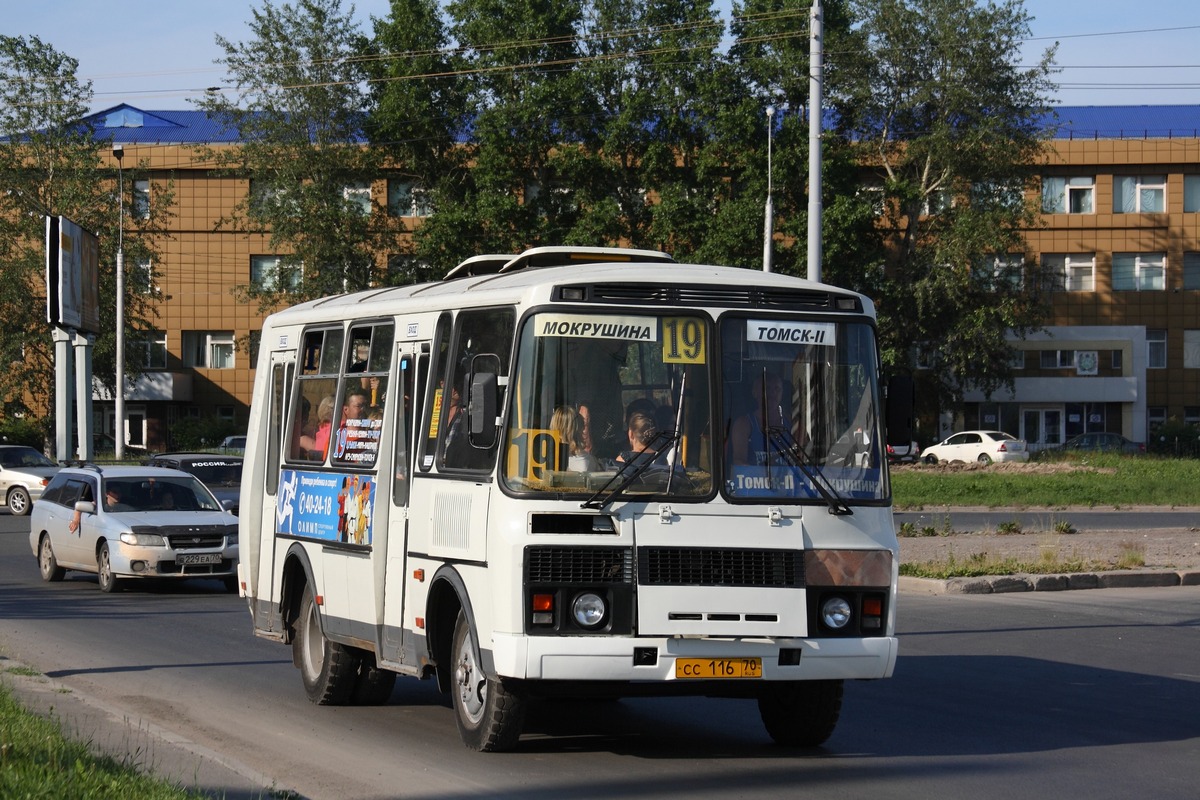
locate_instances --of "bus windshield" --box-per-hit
[720,315,887,504]
[502,310,713,498]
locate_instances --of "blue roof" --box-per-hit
[77,103,1200,146]
[81,104,243,145]
[1038,106,1200,140]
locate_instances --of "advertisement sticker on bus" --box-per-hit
[276,468,376,545]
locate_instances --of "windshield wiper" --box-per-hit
[581,430,677,510]
[766,427,853,516]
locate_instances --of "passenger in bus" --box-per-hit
[551,406,600,472]
[615,412,668,466]
[300,395,335,459]
[728,371,805,465]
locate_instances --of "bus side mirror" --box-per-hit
[885,374,914,446]
[468,354,502,448]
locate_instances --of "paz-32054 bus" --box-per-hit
[238,246,907,751]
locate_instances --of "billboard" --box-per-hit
[45,215,101,335]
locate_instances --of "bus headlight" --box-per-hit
[821,596,853,630]
[571,592,607,629]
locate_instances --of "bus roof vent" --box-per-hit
[443,247,673,281]
[576,284,842,311]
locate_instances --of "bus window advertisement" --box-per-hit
[276,468,375,545]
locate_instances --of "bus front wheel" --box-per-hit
[451,610,526,751]
[757,679,843,747]
[294,584,356,705]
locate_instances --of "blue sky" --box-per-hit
[15,0,1200,112]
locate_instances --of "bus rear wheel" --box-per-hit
[294,584,356,705]
[451,610,526,751]
[757,679,843,747]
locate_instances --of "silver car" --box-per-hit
[0,445,61,516]
[29,465,239,593]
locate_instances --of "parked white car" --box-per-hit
[922,430,1029,465]
[0,445,61,516]
[29,465,239,593]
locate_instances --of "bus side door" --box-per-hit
[381,347,420,666]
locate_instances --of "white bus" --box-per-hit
[239,246,908,751]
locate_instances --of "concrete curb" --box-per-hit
[899,569,1200,595]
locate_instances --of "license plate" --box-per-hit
[177,553,222,565]
[675,657,762,679]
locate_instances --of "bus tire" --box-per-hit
[352,655,397,705]
[294,584,356,705]
[451,610,526,751]
[757,679,843,747]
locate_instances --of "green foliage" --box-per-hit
[0,684,209,799]
[0,417,48,450]
[194,0,398,307]
[167,416,241,451]
[899,551,1096,579]
[0,35,168,424]
[834,0,1058,408]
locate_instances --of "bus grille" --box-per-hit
[525,546,633,584]
[639,547,804,588]
[133,525,235,550]
[580,284,837,311]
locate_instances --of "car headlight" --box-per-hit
[120,531,166,547]
[821,596,853,629]
[571,592,607,629]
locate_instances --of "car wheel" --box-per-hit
[38,535,65,582]
[451,609,526,751]
[97,542,121,593]
[923,454,938,465]
[293,583,356,705]
[977,453,993,465]
[758,679,844,747]
[8,486,31,516]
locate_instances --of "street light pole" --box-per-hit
[763,104,775,273]
[113,143,125,461]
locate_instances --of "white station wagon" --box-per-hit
[29,465,239,593]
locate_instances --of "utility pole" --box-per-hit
[113,143,126,460]
[808,0,823,283]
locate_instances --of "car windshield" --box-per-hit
[102,476,224,512]
[0,448,56,468]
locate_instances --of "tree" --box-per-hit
[366,0,471,282]
[194,0,396,307]
[0,35,164,426]
[833,0,1058,408]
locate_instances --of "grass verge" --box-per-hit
[0,681,210,800]
[891,455,1200,508]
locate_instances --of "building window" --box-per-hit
[1042,253,1094,292]
[922,188,953,216]
[132,179,150,219]
[1113,175,1165,213]
[343,181,371,216]
[857,180,885,217]
[1112,253,1165,292]
[1147,329,1167,369]
[1185,406,1200,426]
[1010,350,1025,370]
[133,257,154,295]
[1185,330,1200,369]
[387,180,431,217]
[1039,350,1075,369]
[973,254,1023,290]
[1184,253,1200,290]
[183,331,235,369]
[1185,176,1200,212]
[248,331,261,366]
[250,255,301,292]
[1148,406,1167,432]
[1111,350,1123,370]
[128,332,167,369]
[1041,176,1093,214]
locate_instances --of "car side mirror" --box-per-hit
[74,500,96,514]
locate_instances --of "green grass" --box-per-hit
[891,454,1200,508]
[899,551,1100,579]
[0,683,212,800]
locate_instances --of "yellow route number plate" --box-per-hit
[675,657,762,679]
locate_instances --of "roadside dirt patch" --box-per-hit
[899,527,1200,571]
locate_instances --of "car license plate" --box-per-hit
[177,553,222,565]
[675,657,762,679]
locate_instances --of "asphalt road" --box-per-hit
[3,512,1198,800]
